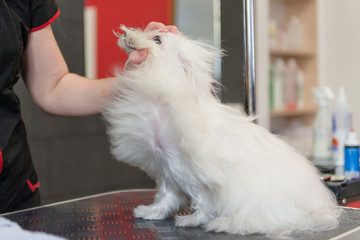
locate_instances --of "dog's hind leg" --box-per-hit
[175,209,212,227]
[206,216,237,234]
[175,189,215,227]
[134,180,186,220]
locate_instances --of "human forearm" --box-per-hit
[23,22,177,117]
[35,73,117,116]
[23,25,118,116]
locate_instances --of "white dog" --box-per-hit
[104,26,341,238]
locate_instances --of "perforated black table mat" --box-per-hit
[3,190,360,240]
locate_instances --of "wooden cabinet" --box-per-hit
[269,0,317,115]
[256,0,318,156]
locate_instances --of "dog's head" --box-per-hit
[116,26,221,97]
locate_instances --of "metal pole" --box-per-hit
[243,0,256,116]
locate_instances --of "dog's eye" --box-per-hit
[153,36,161,44]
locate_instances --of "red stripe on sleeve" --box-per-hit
[30,9,60,33]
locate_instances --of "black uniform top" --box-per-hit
[0,0,59,213]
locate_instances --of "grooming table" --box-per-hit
[2,190,360,240]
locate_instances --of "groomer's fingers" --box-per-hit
[144,21,166,32]
[166,25,180,34]
[145,22,179,34]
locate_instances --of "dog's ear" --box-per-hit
[175,42,220,96]
[178,54,195,83]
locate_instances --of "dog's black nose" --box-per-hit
[121,33,136,54]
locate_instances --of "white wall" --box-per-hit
[319,0,360,134]
[255,0,270,129]
[174,0,221,84]
[174,0,214,43]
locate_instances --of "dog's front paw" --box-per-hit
[133,204,169,220]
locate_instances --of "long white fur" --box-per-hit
[104,26,342,238]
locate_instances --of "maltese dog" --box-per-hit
[103,26,341,238]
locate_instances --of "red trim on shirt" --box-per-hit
[27,179,40,192]
[0,149,3,174]
[30,9,60,33]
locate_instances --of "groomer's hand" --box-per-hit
[144,21,179,34]
[128,22,179,65]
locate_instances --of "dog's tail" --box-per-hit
[304,203,343,232]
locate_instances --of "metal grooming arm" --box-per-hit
[243,0,256,116]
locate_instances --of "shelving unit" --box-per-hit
[269,0,318,115]
[256,0,318,156]
[270,49,315,58]
[270,107,317,118]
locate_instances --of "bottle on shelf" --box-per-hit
[311,87,334,167]
[270,58,286,110]
[287,16,303,50]
[270,58,305,112]
[332,87,353,176]
[297,69,304,109]
[344,130,360,180]
[285,58,304,110]
[278,24,288,50]
[269,63,275,110]
[268,19,278,49]
[268,16,304,51]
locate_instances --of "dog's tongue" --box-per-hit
[128,49,148,65]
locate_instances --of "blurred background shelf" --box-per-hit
[256,0,318,156]
[270,49,316,58]
[271,107,317,118]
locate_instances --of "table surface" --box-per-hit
[2,189,360,240]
